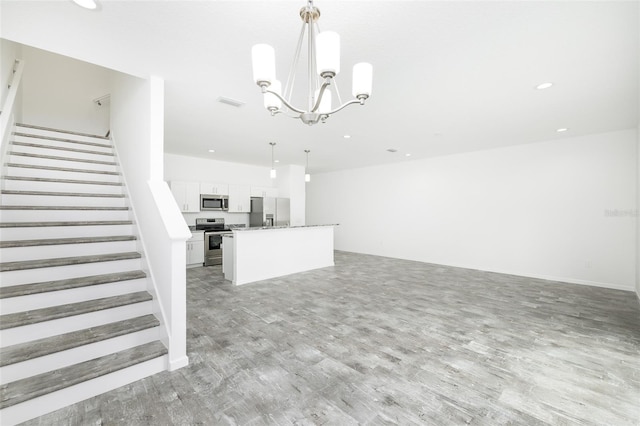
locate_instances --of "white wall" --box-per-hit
[637,122,640,298]
[19,44,110,134]
[307,129,637,291]
[1,38,21,112]
[111,72,190,370]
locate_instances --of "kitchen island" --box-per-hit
[222,225,336,285]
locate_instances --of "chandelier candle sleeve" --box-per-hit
[314,88,332,113]
[352,63,373,98]
[252,44,276,85]
[264,80,283,110]
[316,31,340,76]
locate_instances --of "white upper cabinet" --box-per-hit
[200,182,229,195]
[170,181,200,213]
[250,186,279,198]
[228,184,251,213]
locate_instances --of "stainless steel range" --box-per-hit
[195,218,232,266]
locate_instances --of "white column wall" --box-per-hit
[111,73,190,371]
[276,165,306,226]
[307,129,637,291]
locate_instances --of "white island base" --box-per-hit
[222,225,335,286]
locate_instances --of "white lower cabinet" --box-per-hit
[228,184,251,213]
[186,230,204,266]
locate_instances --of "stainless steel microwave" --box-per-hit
[200,194,229,211]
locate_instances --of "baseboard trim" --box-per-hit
[335,250,635,293]
[168,355,189,371]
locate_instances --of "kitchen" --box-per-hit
[167,151,335,284]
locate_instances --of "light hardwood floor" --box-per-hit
[22,251,640,425]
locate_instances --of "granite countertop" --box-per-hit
[234,224,338,232]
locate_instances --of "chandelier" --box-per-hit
[251,0,372,126]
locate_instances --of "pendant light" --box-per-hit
[270,142,277,179]
[304,150,311,182]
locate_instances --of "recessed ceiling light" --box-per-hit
[343,135,351,139]
[556,128,569,132]
[405,153,412,157]
[208,149,215,153]
[536,82,553,90]
[72,0,97,10]
[274,160,280,163]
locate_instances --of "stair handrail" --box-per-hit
[0,59,25,172]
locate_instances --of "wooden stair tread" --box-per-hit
[0,314,160,367]
[13,132,112,149]
[0,270,147,299]
[11,141,114,157]
[3,176,123,186]
[16,123,110,140]
[5,163,120,175]
[0,220,132,228]
[0,190,125,198]
[0,340,167,409]
[0,235,136,249]
[0,251,141,272]
[0,291,152,330]
[9,152,116,166]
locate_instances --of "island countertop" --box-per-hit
[234,224,338,232]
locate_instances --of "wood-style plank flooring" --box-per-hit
[22,251,640,425]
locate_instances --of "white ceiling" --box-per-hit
[1,1,638,174]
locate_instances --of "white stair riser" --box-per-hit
[0,278,148,314]
[11,145,115,163]
[2,179,124,195]
[0,326,160,384]
[8,154,117,172]
[4,166,121,183]
[0,355,167,426]
[0,301,153,346]
[0,193,127,207]
[0,208,130,222]
[14,127,111,144]
[0,258,142,287]
[0,224,134,241]
[12,135,113,154]
[0,240,138,263]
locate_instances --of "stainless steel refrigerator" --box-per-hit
[250,197,290,227]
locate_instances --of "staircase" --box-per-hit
[0,124,168,425]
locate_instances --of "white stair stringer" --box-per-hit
[0,123,169,425]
